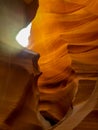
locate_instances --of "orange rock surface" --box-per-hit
[29,0,98,123]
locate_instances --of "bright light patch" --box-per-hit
[16,23,32,47]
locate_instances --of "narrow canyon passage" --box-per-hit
[0,0,98,129]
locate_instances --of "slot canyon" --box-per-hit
[0,0,98,130]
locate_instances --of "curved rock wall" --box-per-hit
[29,0,98,124]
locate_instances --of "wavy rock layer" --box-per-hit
[29,0,98,124]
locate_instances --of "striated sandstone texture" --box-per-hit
[29,0,98,124]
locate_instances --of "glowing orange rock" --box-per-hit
[29,0,98,124]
